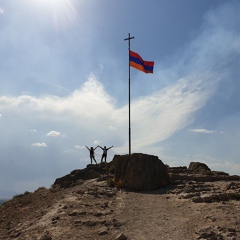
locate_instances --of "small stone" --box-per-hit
[101,202,109,208]
[192,196,203,203]
[85,220,97,227]
[68,211,78,216]
[78,211,87,215]
[52,216,60,221]
[228,228,236,232]
[99,229,108,236]
[216,226,224,231]
[115,233,127,240]
[100,220,106,224]
[104,220,111,226]
[201,194,213,203]
[12,231,21,238]
[105,192,115,198]
[94,212,103,217]
[75,220,82,225]
[199,231,215,238]
[227,232,236,237]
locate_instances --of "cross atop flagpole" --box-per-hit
[124,33,135,155]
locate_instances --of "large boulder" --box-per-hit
[188,162,211,172]
[111,153,168,191]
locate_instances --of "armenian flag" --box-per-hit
[129,50,154,73]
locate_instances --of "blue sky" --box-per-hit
[0,0,239,196]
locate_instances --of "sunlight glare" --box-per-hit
[36,0,79,31]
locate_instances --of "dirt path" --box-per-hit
[115,187,240,240]
[1,179,240,240]
[115,189,195,239]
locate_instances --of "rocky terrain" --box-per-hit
[0,154,240,240]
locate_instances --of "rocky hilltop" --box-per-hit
[0,153,240,240]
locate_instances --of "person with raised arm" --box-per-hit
[98,145,113,163]
[86,146,98,164]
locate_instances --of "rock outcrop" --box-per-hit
[168,165,240,183]
[188,162,211,172]
[110,153,168,191]
[168,165,240,203]
[53,165,108,189]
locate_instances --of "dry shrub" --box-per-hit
[116,179,124,189]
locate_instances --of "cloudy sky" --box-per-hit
[0,0,239,196]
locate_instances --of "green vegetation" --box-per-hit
[107,178,125,189]
[107,178,115,187]
[108,165,116,174]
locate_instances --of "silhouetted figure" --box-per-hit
[86,146,98,164]
[98,145,113,163]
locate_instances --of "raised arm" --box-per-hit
[94,146,99,150]
[86,146,90,151]
[98,145,104,150]
[107,146,113,150]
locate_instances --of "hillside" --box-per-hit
[0,156,240,240]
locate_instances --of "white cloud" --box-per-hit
[0,113,2,118]
[0,7,4,14]
[0,75,114,118]
[32,143,47,147]
[0,72,221,154]
[109,126,117,131]
[190,128,216,134]
[127,73,220,151]
[74,145,84,150]
[30,129,37,133]
[93,140,101,145]
[46,131,61,137]
[98,63,104,72]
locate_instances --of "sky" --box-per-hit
[0,0,239,196]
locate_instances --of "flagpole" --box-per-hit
[124,33,135,155]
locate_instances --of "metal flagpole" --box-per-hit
[124,33,135,155]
